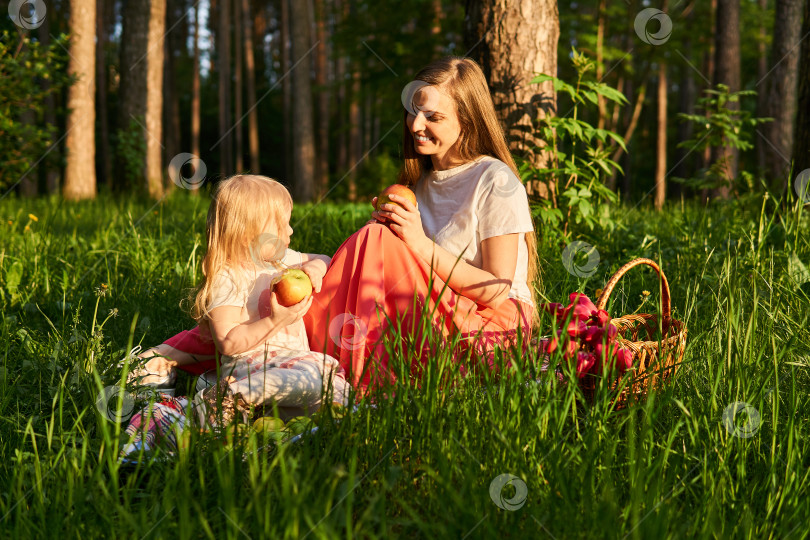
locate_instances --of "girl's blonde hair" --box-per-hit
[192,175,293,322]
[397,56,541,327]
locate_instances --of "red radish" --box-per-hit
[569,292,597,311]
[544,291,636,382]
[566,321,588,338]
[615,348,634,372]
[576,351,596,377]
[590,309,611,328]
[582,326,604,345]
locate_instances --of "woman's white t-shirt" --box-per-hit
[413,155,535,307]
[206,248,309,359]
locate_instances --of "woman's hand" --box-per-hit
[300,259,326,293]
[372,194,432,257]
[368,197,383,225]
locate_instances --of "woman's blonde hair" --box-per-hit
[192,175,293,322]
[397,56,541,327]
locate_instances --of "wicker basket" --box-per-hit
[580,258,688,407]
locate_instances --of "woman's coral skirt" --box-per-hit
[163,224,535,393]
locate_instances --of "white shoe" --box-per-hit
[195,369,220,394]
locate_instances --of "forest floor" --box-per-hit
[1,192,808,538]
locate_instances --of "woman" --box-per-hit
[131,56,539,395]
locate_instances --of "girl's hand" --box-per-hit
[300,260,326,293]
[267,290,313,328]
[374,194,432,257]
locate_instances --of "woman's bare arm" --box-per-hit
[414,234,518,308]
[373,193,519,308]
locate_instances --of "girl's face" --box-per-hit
[258,206,292,261]
[406,86,464,170]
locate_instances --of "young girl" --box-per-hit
[120,175,349,457]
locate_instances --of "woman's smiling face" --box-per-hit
[406,85,465,170]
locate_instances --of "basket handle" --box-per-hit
[595,258,672,320]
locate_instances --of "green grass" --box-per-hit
[1,191,809,538]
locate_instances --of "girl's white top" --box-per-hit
[414,155,535,307]
[206,249,310,359]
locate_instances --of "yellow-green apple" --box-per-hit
[253,416,286,432]
[273,269,313,307]
[375,184,416,211]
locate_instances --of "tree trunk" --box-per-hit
[38,19,60,194]
[119,0,149,171]
[595,0,607,134]
[119,0,164,198]
[432,0,444,55]
[756,0,769,173]
[654,60,667,211]
[762,0,804,183]
[219,0,233,175]
[348,71,361,201]
[793,0,810,180]
[653,0,669,210]
[314,0,330,197]
[464,0,559,169]
[96,0,112,190]
[63,0,97,200]
[712,0,741,198]
[242,0,260,173]
[163,0,184,193]
[700,0,718,202]
[289,0,317,201]
[190,2,201,195]
[234,0,244,173]
[145,0,166,198]
[281,0,292,184]
[673,1,696,194]
[335,0,348,177]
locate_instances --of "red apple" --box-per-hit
[273,269,313,307]
[375,184,417,211]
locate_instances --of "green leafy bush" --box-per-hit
[0,31,72,191]
[674,85,771,192]
[525,49,628,237]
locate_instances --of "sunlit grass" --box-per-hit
[1,191,809,537]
